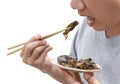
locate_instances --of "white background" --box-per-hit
[0,0,82,84]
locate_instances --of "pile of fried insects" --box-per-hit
[57,55,99,70]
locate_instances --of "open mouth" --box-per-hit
[87,16,95,26]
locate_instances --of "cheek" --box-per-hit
[92,10,112,30]
[95,13,116,30]
[85,1,118,30]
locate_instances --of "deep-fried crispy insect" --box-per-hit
[63,21,79,39]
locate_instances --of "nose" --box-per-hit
[70,0,85,10]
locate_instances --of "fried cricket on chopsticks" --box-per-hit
[63,21,79,39]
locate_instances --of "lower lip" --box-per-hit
[87,17,95,26]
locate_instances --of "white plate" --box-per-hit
[51,58,102,72]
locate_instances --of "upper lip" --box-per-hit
[78,10,94,19]
[78,10,87,16]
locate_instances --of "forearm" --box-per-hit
[46,65,67,84]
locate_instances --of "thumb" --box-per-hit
[83,72,101,84]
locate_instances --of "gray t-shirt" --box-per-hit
[70,18,120,84]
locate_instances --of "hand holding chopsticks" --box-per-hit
[7,21,79,56]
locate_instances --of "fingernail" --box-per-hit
[34,33,41,39]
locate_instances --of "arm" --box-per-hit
[20,34,70,84]
[20,33,101,84]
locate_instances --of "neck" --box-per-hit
[105,23,120,38]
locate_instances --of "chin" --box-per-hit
[92,25,105,31]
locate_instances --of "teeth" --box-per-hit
[87,16,95,26]
[87,16,94,20]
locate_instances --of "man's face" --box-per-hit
[71,0,120,31]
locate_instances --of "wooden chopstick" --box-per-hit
[7,21,79,56]
[7,27,71,55]
[7,47,23,56]
[8,42,25,50]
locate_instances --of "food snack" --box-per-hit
[63,21,79,39]
[57,55,99,70]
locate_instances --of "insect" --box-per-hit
[63,21,79,39]
[57,55,99,70]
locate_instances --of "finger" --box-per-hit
[84,72,101,84]
[69,71,84,84]
[35,44,52,63]
[27,45,49,64]
[63,70,83,84]
[63,70,76,84]
[21,40,47,60]
[20,34,41,56]
[27,33,41,43]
